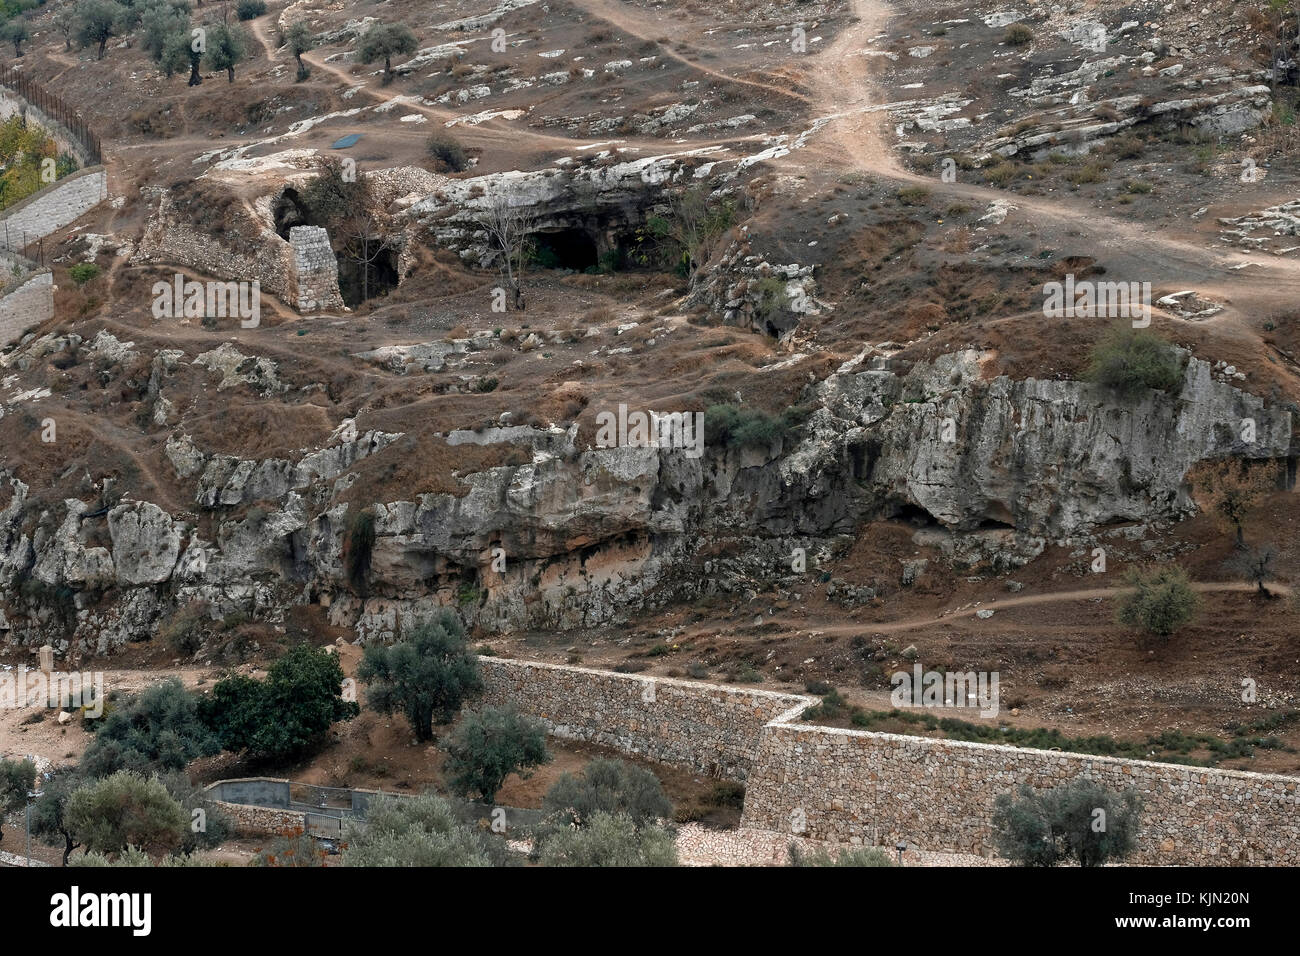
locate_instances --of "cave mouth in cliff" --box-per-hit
[337,239,400,306]
[273,187,309,240]
[531,227,599,271]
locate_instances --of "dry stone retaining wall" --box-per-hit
[740,723,1300,865]
[0,167,107,252]
[0,269,53,345]
[479,657,808,779]
[483,658,1300,865]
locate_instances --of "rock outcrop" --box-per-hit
[0,349,1291,650]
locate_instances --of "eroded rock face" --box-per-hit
[0,351,1291,649]
[108,502,182,586]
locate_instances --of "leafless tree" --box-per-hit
[476,197,537,311]
[340,212,390,304]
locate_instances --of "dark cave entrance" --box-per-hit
[531,227,599,271]
[273,187,308,239]
[337,237,400,307]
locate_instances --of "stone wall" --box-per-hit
[479,657,809,779]
[740,723,1300,865]
[0,90,99,167]
[0,167,107,252]
[211,800,306,836]
[482,658,1300,865]
[290,225,344,312]
[134,189,295,304]
[0,269,53,346]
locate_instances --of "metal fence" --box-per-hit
[0,65,102,164]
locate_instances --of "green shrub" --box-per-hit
[705,403,807,450]
[1116,565,1199,642]
[992,779,1141,866]
[68,263,100,286]
[540,758,672,831]
[201,644,359,762]
[1084,325,1184,397]
[426,132,468,172]
[444,705,551,803]
[789,844,897,866]
[235,0,266,19]
[342,792,515,866]
[538,811,677,866]
[1004,23,1034,45]
[81,679,219,778]
[65,772,188,857]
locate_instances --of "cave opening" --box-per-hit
[531,227,599,271]
[273,187,309,240]
[337,238,400,307]
[891,503,938,527]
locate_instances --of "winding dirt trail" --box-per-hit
[798,0,1300,313]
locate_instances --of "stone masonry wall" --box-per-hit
[0,167,107,252]
[0,270,53,345]
[210,800,306,836]
[483,658,1300,865]
[0,91,99,167]
[134,189,295,303]
[479,657,809,779]
[739,724,1300,865]
[290,225,344,312]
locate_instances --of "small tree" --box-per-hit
[444,706,551,804]
[342,792,512,866]
[357,21,418,85]
[1116,565,1199,644]
[358,611,483,742]
[992,779,1141,867]
[645,184,736,282]
[53,6,77,51]
[205,21,248,82]
[1084,325,1184,398]
[75,0,128,60]
[540,758,673,830]
[201,644,359,762]
[65,772,188,857]
[1189,459,1273,549]
[476,196,537,311]
[538,811,677,867]
[2,20,30,58]
[30,771,84,865]
[1227,544,1278,597]
[0,758,36,848]
[284,21,314,81]
[300,156,374,230]
[235,0,265,20]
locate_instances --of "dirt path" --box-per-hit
[682,579,1288,643]
[569,0,812,103]
[798,0,1300,312]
